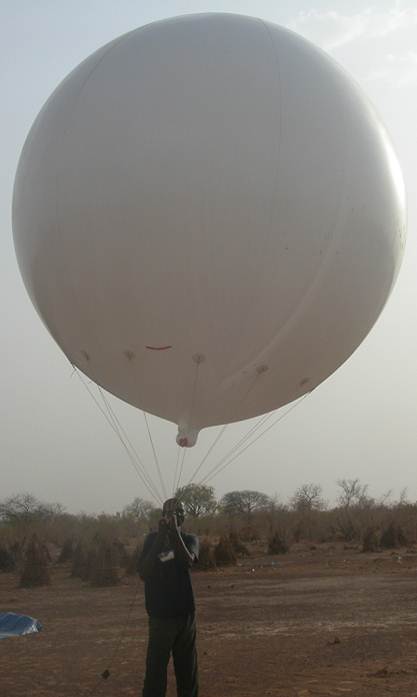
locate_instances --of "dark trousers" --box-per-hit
[142,614,198,697]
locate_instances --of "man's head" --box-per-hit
[162,497,185,526]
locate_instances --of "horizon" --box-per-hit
[2,1,416,514]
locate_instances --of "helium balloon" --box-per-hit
[13,14,406,447]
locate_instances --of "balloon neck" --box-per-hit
[176,426,199,448]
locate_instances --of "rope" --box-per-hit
[198,412,273,486]
[200,394,310,485]
[70,367,152,697]
[185,424,228,487]
[184,369,266,487]
[143,411,167,500]
[73,369,162,504]
[172,446,181,496]
[175,447,188,494]
[97,388,163,503]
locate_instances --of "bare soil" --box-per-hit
[2,544,417,696]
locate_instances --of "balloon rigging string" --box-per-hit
[70,366,160,696]
[73,368,162,504]
[200,394,310,486]
[97,387,162,503]
[200,396,309,485]
[175,447,188,493]
[186,370,268,486]
[172,445,181,496]
[185,424,229,487]
[197,412,274,487]
[143,411,167,500]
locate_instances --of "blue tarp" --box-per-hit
[0,612,42,639]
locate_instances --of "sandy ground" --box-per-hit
[2,545,417,696]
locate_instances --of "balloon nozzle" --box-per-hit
[176,426,199,448]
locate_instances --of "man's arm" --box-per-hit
[138,521,168,580]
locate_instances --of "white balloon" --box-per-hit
[13,14,406,446]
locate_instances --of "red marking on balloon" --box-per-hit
[145,345,173,351]
[178,437,189,447]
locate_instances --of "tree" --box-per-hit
[290,484,325,512]
[336,479,369,508]
[220,490,271,517]
[0,493,64,525]
[398,488,410,507]
[175,484,217,517]
[122,498,156,521]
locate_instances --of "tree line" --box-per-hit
[0,479,415,547]
[1,479,416,588]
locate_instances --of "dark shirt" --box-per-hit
[139,531,199,618]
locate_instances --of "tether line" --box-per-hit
[97,387,162,503]
[175,447,188,494]
[200,394,310,485]
[73,369,162,504]
[185,424,228,487]
[186,369,267,486]
[197,412,273,486]
[143,411,167,500]
[172,445,181,496]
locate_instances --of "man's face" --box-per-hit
[162,498,185,526]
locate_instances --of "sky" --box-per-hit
[1,0,416,514]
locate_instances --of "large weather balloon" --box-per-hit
[13,14,405,447]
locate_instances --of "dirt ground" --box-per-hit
[2,545,417,697]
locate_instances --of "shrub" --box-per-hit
[362,527,379,553]
[239,526,259,542]
[112,539,129,567]
[228,532,249,557]
[197,539,217,570]
[0,544,16,572]
[380,522,408,549]
[57,538,73,564]
[71,541,89,580]
[214,536,236,566]
[267,531,289,555]
[335,511,358,542]
[89,540,120,586]
[19,535,50,587]
[125,545,141,575]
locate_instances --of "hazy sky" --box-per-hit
[1,0,416,514]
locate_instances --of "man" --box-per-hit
[138,497,199,697]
